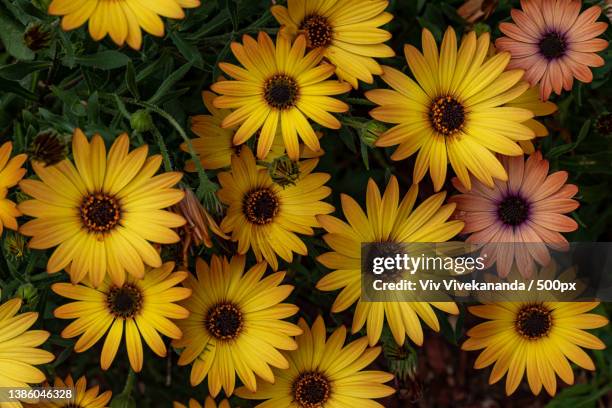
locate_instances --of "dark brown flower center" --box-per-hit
[430,96,465,136]
[300,14,333,48]
[107,284,143,319]
[293,372,331,408]
[515,304,553,340]
[29,132,66,166]
[64,403,83,408]
[80,194,121,233]
[498,195,530,226]
[264,74,300,109]
[539,32,567,60]
[205,303,244,340]
[242,188,280,225]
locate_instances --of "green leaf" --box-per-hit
[0,77,36,100]
[125,60,140,99]
[170,31,204,69]
[0,61,51,80]
[547,120,591,159]
[68,50,131,70]
[360,141,370,170]
[0,14,35,60]
[147,63,192,105]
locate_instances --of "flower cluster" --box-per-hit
[0,0,609,406]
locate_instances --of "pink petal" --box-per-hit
[547,184,578,200]
[499,22,539,43]
[557,59,575,91]
[531,213,578,232]
[558,0,581,33]
[496,37,539,58]
[568,61,594,83]
[531,170,568,201]
[515,5,546,35]
[548,59,564,95]
[568,38,609,52]
[566,50,605,67]
[452,194,497,212]
[507,155,525,194]
[523,56,549,87]
[521,152,549,198]
[531,198,579,213]
[517,223,551,265]
[526,220,569,251]
[462,212,498,234]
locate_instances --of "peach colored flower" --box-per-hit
[450,152,579,277]
[496,0,608,100]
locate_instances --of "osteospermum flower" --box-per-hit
[173,255,302,396]
[52,262,191,372]
[47,0,200,49]
[211,32,351,160]
[0,142,27,235]
[450,152,579,277]
[317,176,464,345]
[183,91,321,170]
[19,130,186,287]
[496,0,609,100]
[217,147,333,270]
[366,27,535,191]
[236,316,396,407]
[173,397,230,408]
[463,302,608,396]
[271,0,395,88]
[31,375,112,408]
[0,298,54,407]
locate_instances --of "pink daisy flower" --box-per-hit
[496,0,609,100]
[450,152,579,277]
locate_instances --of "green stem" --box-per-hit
[122,369,136,395]
[151,126,172,172]
[102,95,219,205]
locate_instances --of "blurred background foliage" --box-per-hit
[0,0,611,406]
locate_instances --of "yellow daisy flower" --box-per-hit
[317,176,464,345]
[28,374,111,408]
[463,302,609,396]
[18,130,186,287]
[52,262,191,372]
[47,0,200,50]
[173,255,302,396]
[366,27,535,191]
[0,298,54,408]
[173,397,230,408]
[183,91,322,170]
[505,85,557,154]
[217,146,334,270]
[0,141,27,235]
[211,32,351,160]
[236,316,396,407]
[271,0,395,88]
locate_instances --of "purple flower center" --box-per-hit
[539,31,567,60]
[497,195,530,226]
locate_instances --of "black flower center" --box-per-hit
[293,372,331,408]
[243,188,280,225]
[539,32,567,60]
[64,403,82,408]
[430,96,465,136]
[205,303,244,340]
[515,304,553,340]
[107,284,143,319]
[80,194,121,233]
[300,14,333,48]
[264,74,300,110]
[497,195,530,226]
